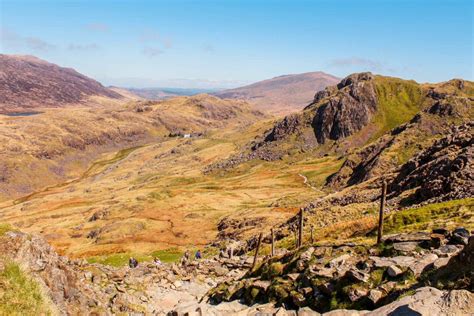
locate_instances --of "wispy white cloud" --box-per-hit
[142,46,164,57]
[67,43,100,51]
[85,23,109,32]
[0,27,56,51]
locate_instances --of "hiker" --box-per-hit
[226,245,234,259]
[129,257,138,268]
[195,249,202,260]
[180,250,191,266]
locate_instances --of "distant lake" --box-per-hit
[2,111,43,117]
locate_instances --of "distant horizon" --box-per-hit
[2,52,472,91]
[1,0,472,88]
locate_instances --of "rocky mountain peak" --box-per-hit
[311,72,378,143]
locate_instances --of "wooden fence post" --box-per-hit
[298,209,304,248]
[251,233,263,270]
[310,224,314,244]
[293,226,297,248]
[271,228,275,257]
[377,180,387,244]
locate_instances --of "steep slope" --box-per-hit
[214,71,339,115]
[209,73,473,185]
[389,122,473,205]
[0,54,121,114]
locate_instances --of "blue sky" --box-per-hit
[1,0,472,88]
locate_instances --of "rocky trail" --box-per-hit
[1,226,473,315]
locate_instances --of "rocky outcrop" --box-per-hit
[264,114,309,142]
[208,229,472,313]
[1,227,472,315]
[0,230,250,314]
[262,72,377,146]
[427,236,474,291]
[389,122,473,204]
[311,72,377,144]
[206,73,381,171]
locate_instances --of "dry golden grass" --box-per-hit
[0,115,343,258]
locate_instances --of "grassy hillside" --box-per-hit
[371,76,424,140]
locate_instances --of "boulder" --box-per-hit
[346,269,370,283]
[298,306,321,316]
[393,242,418,252]
[387,265,403,277]
[347,287,369,302]
[364,287,474,315]
[409,253,438,276]
[368,289,383,304]
[370,256,415,268]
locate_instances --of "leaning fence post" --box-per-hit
[298,209,304,248]
[377,180,387,244]
[251,233,263,271]
[271,228,275,257]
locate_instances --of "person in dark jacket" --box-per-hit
[129,257,138,268]
[195,250,202,259]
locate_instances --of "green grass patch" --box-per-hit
[87,247,183,267]
[150,248,183,263]
[0,223,13,236]
[384,198,474,234]
[301,158,345,188]
[0,261,51,315]
[371,76,424,141]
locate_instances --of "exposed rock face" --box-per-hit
[264,114,309,142]
[262,72,378,146]
[0,54,121,113]
[390,122,473,204]
[206,73,380,171]
[1,231,98,314]
[311,72,377,144]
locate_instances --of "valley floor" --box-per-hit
[0,124,342,259]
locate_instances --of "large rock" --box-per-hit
[312,73,377,144]
[364,287,474,316]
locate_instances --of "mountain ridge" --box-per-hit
[0,54,122,114]
[214,71,340,115]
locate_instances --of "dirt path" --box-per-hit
[298,173,320,191]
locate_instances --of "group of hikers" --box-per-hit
[179,249,202,265]
[128,249,202,268]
